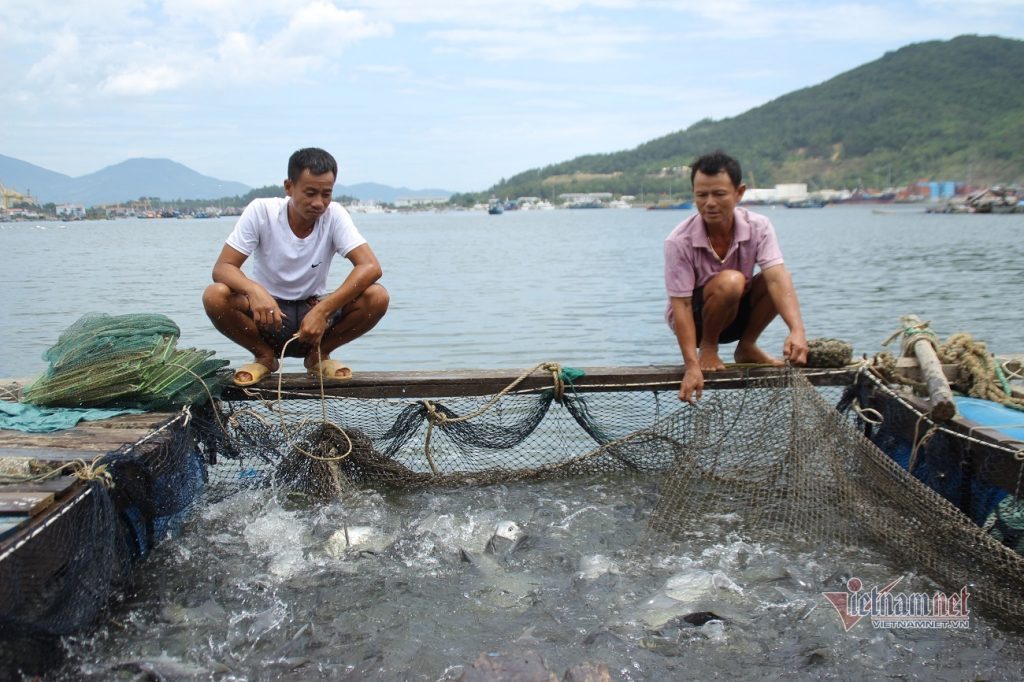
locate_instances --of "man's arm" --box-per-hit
[761,264,808,365]
[211,244,283,331]
[670,296,704,403]
[295,243,383,345]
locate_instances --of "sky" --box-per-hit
[2,1,1024,193]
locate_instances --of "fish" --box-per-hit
[620,569,749,632]
[111,654,211,681]
[323,523,394,559]
[458,520,540,610]
[484,520,528,556]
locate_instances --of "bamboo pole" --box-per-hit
[900,315,956,421]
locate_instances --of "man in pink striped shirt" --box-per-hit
[664,151,808,403]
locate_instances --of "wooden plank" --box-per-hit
[0,491,55,516]
[894,356,961,383]
[220,364,860,401]
[0,447,100,460]
[0,517,25,539]
[0,476,78,497]
[0,428,159,452]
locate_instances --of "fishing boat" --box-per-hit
[646,199,693,210]
[783,198,826,208]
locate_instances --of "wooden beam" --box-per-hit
[900,315,956,421]
[220,364,860,401]
[894,356,961,384]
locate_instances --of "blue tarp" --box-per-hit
[0,401,143,433]
[954,397,1024,440]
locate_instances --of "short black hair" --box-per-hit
[288,148,338,182]
[690,150,742,188]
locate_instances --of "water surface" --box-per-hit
[3,207,1024,680]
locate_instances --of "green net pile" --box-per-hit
[22,313,232,410]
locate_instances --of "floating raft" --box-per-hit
[0,402,192,677]
[0,410,181,543]
[221,363,862,400]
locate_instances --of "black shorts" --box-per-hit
[248,296,346,358]
[691,286,752,344]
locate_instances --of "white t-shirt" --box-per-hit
[225,197,367,300]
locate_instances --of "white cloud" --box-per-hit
[101,64,193,95]
[4,0,392,101]
[269,1,393,59]
[429,21,658,62]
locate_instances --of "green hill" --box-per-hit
[455,35,1024,204]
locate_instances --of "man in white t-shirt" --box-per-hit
[203,148,389,386]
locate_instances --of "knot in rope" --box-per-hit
[73,456,115,488]
[539,362,565,402]
[423,400,448,427]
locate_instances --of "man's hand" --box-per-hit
[678,365,704,404]
[295,306,330,346]
[248,288,284,332]
[784,329,809,366]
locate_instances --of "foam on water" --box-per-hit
[53,474,1024,681]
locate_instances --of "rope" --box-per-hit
[850,398,884,425]
[262,336,354,464]
[883,319,940,358]
[419,362,565,472]
[0,454,116,488]
[908,413,939,474]
[165,361,228,435]
[858,365,1024,457]
[1002,360,1024,382]
[422,362,565,428]
[940,333,1024,412]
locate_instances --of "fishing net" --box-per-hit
[22,313,232,410]
[4,358,1024,677]
[193,364,684,497]
[0,411,205,678]
[194,363,1024,625]
[646,367,1024,623]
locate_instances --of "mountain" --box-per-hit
[0,156,251,205]
[337,182,452,203]
[65,158,252,205]
[0,154,74,201]
[0,154,452,206]
[470,34,1024,202]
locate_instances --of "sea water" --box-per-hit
[3,206,1024,679]
[2,205,1022,378]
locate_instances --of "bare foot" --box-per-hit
[734,343,782,366]
[698,346,726,372]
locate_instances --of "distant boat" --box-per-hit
[565,198,604,209]
[646,200,693,210]
[783,198,826,209]
[487,201,504,215]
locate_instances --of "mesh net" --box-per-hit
[194,371,683,496]
[4,361,1024,677]
[0,412,206,677]
[197,364,1024,625]
[646,368,1024,623]
[22,313,233,410]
